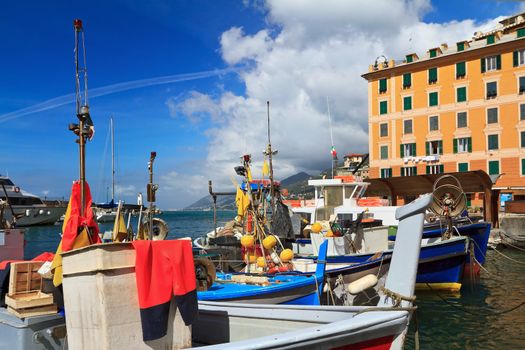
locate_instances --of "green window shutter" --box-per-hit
[429,68,437,83]
[496,55,501,70]
[403,73,411,88]
[456,62,466,77]
[413,143,417,156]
[518,28,525,38]
[403,96,412,110]
[488,160,499,175]
[400,144,404,158]
[429,92,438,106]
[521,131,525,148]
[426,142,430,156]
[429,49,436,58]
[468,137,472,153]
[522,159,525,176]
[379,78,387,92]
[453,138,458,153]
[457,42,464,52]
[487,35,495,45]
[438,140,443,154]
[426,165,430,174]
[481,58,486,73]
[514,51,519,67]
[439,164,444,173]
[380,101,388,114]
[406,55,413,63]
[457,87,466,102]
[458,162,468,172]
[413,167,418,176]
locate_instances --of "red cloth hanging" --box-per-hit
[62,181,100,252]
[132,239,198,341]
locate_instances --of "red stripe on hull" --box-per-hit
[331,335,394,350]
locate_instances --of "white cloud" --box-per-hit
[167,0,508,207]
[115,184,137,198]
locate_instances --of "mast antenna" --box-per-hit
[264,101,277,219]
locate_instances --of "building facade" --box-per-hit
[362,13,525,200]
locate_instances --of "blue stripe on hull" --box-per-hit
[416,253,465,284]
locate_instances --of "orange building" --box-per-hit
[362,13,525,201]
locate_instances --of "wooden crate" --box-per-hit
[5,291,54,309]
[7,304,58,318]
[8,261,44,295]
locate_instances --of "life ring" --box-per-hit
[14,187,20,193]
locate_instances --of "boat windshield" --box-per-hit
[344,185,356,199]
[0,178,15,186]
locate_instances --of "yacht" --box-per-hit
[0,175,67,227]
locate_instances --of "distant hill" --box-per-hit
[185,171,316,210]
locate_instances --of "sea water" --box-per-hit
[22,210,525,349]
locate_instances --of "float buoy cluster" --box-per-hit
[241,233,294,274]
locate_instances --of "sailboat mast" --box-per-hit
[266,101,276,215]
[111,117,115,203]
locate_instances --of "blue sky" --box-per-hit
[1,0,524,208]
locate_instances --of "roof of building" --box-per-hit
[362,12,525,80]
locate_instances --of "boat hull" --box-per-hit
[5,205,67,227]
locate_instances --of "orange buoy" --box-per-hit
[280,249,294,262]
[263,235,277,250]
[256,256,266,268]
[311,222,322,233]
[240,235,255,248]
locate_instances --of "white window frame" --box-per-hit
[379,122,388,137]
[403,143,416,157]
[403,119,413,134]
[428,140,441,155]
[427,165,442,175]
[429,115,439,132]
[402,167,416,176]
[485,55,498,71]
[518,49,525,67]
[457,111,468,128]
[457,137,469,153]
[487,107,499,124]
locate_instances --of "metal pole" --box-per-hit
[79,117,85,216]
[267,101,276,217]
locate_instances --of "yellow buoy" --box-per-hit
[240,235,255,248]
[245,253,257,264]
[256,256,266,268]
[325,230,334,237]
[311,222,323,233]
[263,235,277,250]
[280,249,294,262]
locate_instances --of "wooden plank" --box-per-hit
[5,291,54,309]
[7,304,57,318]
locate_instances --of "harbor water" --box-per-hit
[23,210,525,349]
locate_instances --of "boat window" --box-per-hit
[6,197,44,205]
[0,179,15,186]
[324,187,343,207]
[344,185,356,199]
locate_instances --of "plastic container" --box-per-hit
[61,242,191,350]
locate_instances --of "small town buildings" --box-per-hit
[362,12,525,204]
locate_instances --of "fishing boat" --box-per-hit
[291,175,490,290]
[0,175,67,227]
[192,193,433,349]
[197,240,328,305]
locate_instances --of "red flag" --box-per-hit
[61,181,100,252]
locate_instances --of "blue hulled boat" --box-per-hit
[197,241,328,305]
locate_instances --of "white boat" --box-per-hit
[0,175,66,227]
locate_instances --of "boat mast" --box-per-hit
[111,116,115,204]
[266,101,276,215]
[326,97,337,178]
[69,19,94,217]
